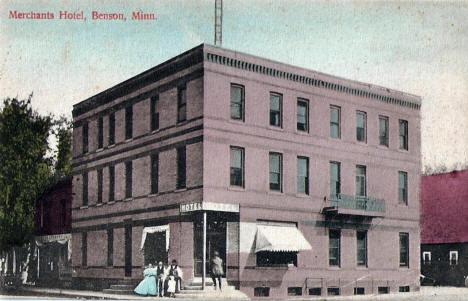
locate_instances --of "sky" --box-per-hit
[0,0,467,172]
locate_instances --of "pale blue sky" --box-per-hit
[1,0,467,170]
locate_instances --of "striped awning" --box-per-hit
[255,224,312,253]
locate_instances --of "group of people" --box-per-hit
[134,259,183,297]
[134,252,224,296]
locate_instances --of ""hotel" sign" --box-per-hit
[180,202,239,213]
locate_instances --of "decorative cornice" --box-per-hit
[205,51,421,110]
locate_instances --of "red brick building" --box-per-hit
[420,169,468,286]
[71,44,421,297]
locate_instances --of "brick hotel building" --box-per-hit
[71,44,421,297]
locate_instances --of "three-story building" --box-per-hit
[71,44,421,297]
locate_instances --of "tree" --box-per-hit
[0,95,54,251]
[54,119,72,178]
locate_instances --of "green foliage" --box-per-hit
[0,95,54,251]
[54,121,72,178]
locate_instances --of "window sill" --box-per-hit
[228,186,245,192]
[268,190,283,195]
[96,148,104,153]
[397,202,408,207]
[96,203,103,207]
[107,201,116,205]
[398,148,409,153]
[255,266,290,270]
[356,265,368,270]
[268,125,284,132]
[327,266,341,270]
[229,118,245,124]
[149,193,159,197]
[124,138,133,143]
[108,144,116,149]
[295,130,309,136]
[174,188,187,193]
[79,205,89,209]
[377,144,389,149]
[176,120,189,127]
[151,129,161,134]
[295,193,309,198]
[123,197,133,202]
[329,136,341,140]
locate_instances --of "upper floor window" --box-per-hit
[108,165,115,202]
[82,122,88,154]
[269,93,282,127]
[176,147,186,189]
[329,229,341,266]
[399,233,409,267]
[269,152,282,191]
[379,116,389,146]
[151,153,159,194]
[355,165,366,197]
[399,120,408,150]
[297,157,309,195]
[449,250,458,265]
[108,113,115,145]
[82,172,88,206]
[357,231,367,266]
[230,147,244,187]
[230,84,244,121]
[398,171,408,205]
[98,116,103,149]
[297,99,309,132]
[125,106,133,140]
[177,86,187,123]
[97,168,103,203]
[125,161,132,198]
[356,111,367,142]
[330,106,341,139]
[330,162,341,197]
[150,95,160,131]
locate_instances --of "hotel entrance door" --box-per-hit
[193,213,226,277]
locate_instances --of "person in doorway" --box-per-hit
[134,263,157,296]
[155,261,167,297]
[167,259,183,294]
[210,251,223,291]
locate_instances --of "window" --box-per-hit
[108,165,115,202]
[287,287,302,296]
[230,84,244,121]
[256,251,297,267]
[399,286,410,292]
[355,165,366,197]
[354,287,365,295]
[330,162,341,197]
[97,168,103,203]
[329,229,340,266]
[176,147,186,189]
[398,171,408,204]
[150,95,159,131]
[108,112,115,145]
[151,153,159,194]
[297,99,309,132]
[269,153,282,191]
[297,157,309,194]
[357,231,367,266]
[82,232,87,267]
[269,93,282,127]
[98,116,103,149]
[125,106,133,140]
[230,147,244,187]
[449,251,458,265]
[177,86,187,123]
[330,106,341,138]
[254,287,270,297]
[82,122,88,154]
[399,233,409,267]
[107,228,113,266]
[356,111,367,142]
[327,287,340,295]
[379,116,389,146]
[378,287,389,294]
[125,161,132,199]
[308,288,321,296]
[82,172,88,206]
[422,251,431,265]
[399,120,408,150]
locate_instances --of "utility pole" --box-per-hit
[214,0,223,46]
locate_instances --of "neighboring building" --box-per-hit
[0,177,72,288]
[34,177,73,287]
[420,169,468,286]
[71,44,421,297]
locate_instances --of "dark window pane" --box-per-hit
[297,100,308,131]
[230,147,244,187]
[230,85,244,120]
[108,113,115,145]
[125,161,132,198]
[379,116,389,146]
[257,251,297,266]
[329,230,340,266]
[399,233,409,267]
[151,95,159,131]
[398,171,408,204]
[107,228,113,266]
[178,86,187,122]
[357,231,367,266]
[297,157,308,194]
[125,106,133,140]
[177,147,186,189]
[98,116,103,149]
[82,172,88,206]
[108,165,115,201]
[151,154,159,194]
[269,93,282,127]
[330,162,341,196]
[330,106,340,138]
[82,123,88,154]
[269,153,282,191]
[97,169,103,203]
[399,120,408,150]
[355,165,366,197]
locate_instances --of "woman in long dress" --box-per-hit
[134,263,157,296]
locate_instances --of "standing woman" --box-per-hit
[134,263,157,296]
[210,251,223,291]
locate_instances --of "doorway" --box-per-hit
[193,212,227,277]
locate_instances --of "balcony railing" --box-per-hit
[328,193,385,213]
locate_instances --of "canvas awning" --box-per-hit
[140,225,170,251]
[35,234,72,260]
[255,224,312,253]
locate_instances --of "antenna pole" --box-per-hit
[214,0,223,46]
